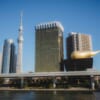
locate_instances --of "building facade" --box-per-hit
[9,43,16,73]
[2,39,16,73]
[67,32,92,59]
[65,32,93,71]
[0,53,2,73]
[64,58,93,71]
[35,21,64,72]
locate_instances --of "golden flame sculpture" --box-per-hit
[71,50,100,59]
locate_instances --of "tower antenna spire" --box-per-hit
[16,12,24,73]
[20,11,23,27]
[19,11,23,31]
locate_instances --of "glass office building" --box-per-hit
[2,39,16,73]
[35,21,64,72]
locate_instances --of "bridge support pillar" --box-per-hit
[95,76,100,88]
[91,75,95,90]
[53,77,56,88]
[4,78,9,84]
[21,77,24,88]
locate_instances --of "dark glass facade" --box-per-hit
[2,39,16,73]
[64,58,93,71]
[9,44,16,73]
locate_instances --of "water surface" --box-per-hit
[0,91,99,100]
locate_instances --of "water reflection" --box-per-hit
[0,91,97,100]
[34,91,96,100]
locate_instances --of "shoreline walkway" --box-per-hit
[0,87,94,91]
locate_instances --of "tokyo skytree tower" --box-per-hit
[16,12,24,73]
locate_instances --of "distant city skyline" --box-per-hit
[0,0,100,72]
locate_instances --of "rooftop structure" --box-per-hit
[35,21,64,32]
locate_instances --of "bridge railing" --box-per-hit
[0,71,100,78]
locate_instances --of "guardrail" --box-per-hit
[0,71,100,78]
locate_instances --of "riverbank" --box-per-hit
[0,87,95,92]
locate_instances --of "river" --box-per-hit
[0,91,99,100]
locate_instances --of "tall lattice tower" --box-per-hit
[16,12,24,73]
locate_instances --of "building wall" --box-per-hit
[65,58,93,71]
[0,53,2,73]
[2,39,16,73]
[9,44,16,73]
[35,22,64,72]
[65,32,93,71]
[67,32,92,59]
[78,34,92,51]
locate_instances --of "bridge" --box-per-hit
[0,70,100,90]
[0,70,100,78]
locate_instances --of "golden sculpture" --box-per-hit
[71,51,100,59]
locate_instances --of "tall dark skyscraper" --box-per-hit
[9,43,16,73]
[0,53,2,73]
[35,21,64,72]
[2,39,16,73]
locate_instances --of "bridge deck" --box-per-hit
[0,71,100,78]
